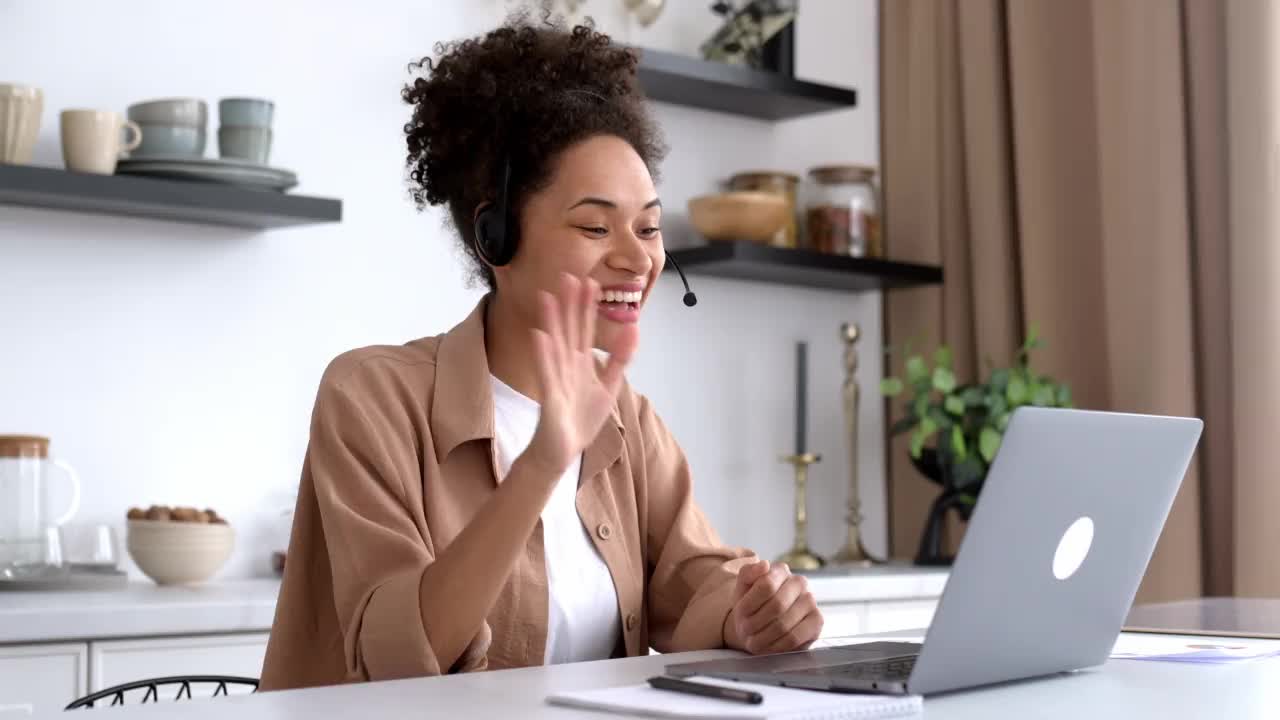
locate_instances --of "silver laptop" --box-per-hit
[667,407,1203,695]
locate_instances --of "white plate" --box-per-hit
[116,156,298,192]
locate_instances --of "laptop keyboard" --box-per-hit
[821,655,917,681]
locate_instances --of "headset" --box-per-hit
[473,157,518,267]
[473,157,698,307]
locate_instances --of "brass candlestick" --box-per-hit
[776,452,825,571]
[831,322,883,566]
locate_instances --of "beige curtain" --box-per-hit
[1226,0,1280,596]
[878,0,1250,602]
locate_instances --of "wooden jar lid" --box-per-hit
[0,435,50,458]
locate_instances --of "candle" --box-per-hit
[796,341,808,455]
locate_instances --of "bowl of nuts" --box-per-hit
[126,505,234,585]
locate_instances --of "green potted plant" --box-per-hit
[880,326,1073,565]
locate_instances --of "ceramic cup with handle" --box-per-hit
[128,98,207,158]
[0,83,44,165]
[60,109,142,174]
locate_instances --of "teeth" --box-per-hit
[601,290,641,304]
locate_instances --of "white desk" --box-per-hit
[28,632,1280,719]
[0,571,946,716]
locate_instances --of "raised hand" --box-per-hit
[524,273,639,475]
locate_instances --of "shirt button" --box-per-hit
[597,523,613,540]
[626,613,638,632]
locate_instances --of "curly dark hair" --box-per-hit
[403,13,668,290]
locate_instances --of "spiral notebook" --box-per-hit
[546,676,922,719]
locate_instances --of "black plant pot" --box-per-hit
[910,448,978,566]
[760,21,794,76]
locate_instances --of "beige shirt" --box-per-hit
[259,297,755,691]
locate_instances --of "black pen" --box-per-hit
[647,676,764,705]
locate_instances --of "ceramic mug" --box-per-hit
[60,110,141,174]
[0,83,44,165]
[218,126,271,164]
[218,98,274,128]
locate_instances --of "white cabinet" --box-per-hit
[90,633,268,698]
[863,600,936,634]
[818,602,866,638]
[0,642,88,716]
[818,599,938,640]
[0,632,268,712]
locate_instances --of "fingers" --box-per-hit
[734,563,792,626]
[538,271,635,396]
[734,560,770,601]
[580,277,598,354]
[760,610,823,655]
[555,273,578,364]
[530,328,557,399]
[745,576,818,653]
[741,572,806,638]
[537,291,564,375]
[725,560,770,651]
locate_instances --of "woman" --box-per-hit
[260,16,822,691]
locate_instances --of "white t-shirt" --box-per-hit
[489,375,622,665]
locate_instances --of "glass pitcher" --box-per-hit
[0,436,82,579]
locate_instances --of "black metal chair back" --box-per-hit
[65,675,259,710]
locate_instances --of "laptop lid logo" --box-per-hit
[1052,516,1094,580]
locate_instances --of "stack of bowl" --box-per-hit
[218,98,274,165]
[127,518,234,585]
[126,98,207,158]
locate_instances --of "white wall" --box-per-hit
[0,0,884,580]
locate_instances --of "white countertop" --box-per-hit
[0,566,947,645]
[28,631,1280,720]
[802,564,948,604]
[0,579,280,644]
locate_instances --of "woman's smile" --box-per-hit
[598,282,645,324]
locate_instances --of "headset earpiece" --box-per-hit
[473,158,516,267]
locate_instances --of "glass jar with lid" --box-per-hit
[728,171,800,248]
[804,165,881,257]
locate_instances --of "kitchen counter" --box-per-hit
[0,579,281,644]
[0,566,947,645]
[803,564,948,603]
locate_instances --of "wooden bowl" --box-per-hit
[687,191,791,243]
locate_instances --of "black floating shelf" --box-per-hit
[0,164,342,230]
[666,241,943,293]
[635,47,858,121]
